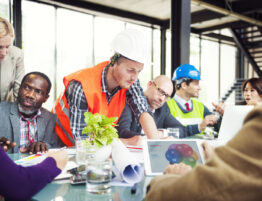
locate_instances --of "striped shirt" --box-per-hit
[65,64,150,138]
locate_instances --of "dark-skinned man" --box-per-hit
[0,72,61,154]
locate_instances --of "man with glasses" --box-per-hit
[117,75,203,138]
[167,64,218,136]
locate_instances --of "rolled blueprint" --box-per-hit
[111,139,143,184]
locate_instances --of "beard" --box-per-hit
[18,103,38,116]
[17,95,39,116]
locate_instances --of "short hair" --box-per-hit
[175,78,193,90]
[242,78,262,95]
[0,17,14,39]
[21,72,52,95]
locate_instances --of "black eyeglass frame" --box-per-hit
[152,80,170,99]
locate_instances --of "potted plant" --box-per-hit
[81,112,119,161]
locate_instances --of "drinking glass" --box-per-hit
[86,158,112,194]
[167,128,180,138]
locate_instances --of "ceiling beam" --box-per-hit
[191,9,224,24]
[34,0,165,26]
[196,21,251,33]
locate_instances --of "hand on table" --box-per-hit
[20,141,48,155]
[200,114,218,131]
[120,135,143,147]
[0,137,16,152]
[163,162,192,176]
[47,150,68,170]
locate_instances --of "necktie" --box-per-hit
[185,102,190,111]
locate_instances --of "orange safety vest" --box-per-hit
[53,61,127,146]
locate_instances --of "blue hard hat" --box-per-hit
[172,64,201,81]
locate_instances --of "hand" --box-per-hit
[120,135,143,147]
[160,136,175,140]
[163,162,192,176]
[212,102,225,116]
[20,141,48,154]
[200,115,218,131]
[47,150,68,170]
[201,141,214,161]
[0,137,16,152]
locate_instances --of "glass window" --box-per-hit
[94,16,125,64]
[56,8,93,96]
[220,44,236,102]
[165,31,171,79]
[22,1,55,110]
[199,39,219,108]
[153,29,161,78]
[190,35,200,69]
[0,0,10,20]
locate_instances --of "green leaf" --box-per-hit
[82,112,119,148]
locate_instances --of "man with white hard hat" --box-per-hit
[166,64,219,136]
[53,29,160,146]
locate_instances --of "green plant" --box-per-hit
[82,112,119,148]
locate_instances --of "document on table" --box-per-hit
[111,140,144,186]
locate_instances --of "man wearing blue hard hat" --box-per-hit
[166,64,218,136]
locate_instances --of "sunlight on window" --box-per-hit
[22,1,55,110]
[56,8,93,97]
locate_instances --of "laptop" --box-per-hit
[209,105,253,147]
[143,139,204,176]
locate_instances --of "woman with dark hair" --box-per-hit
[213,78,262,115]
[242,78,262,106]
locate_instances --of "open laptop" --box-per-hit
[209,105,253,147]
[143,139,205,176]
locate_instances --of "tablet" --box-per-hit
[143,139,205,176]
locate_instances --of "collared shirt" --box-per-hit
[65,64,150,137]
[174,94,192,111]
[19,110,41,150]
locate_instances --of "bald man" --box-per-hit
[117,75,201,138]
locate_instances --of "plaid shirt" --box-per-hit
[19,110,41,150]
[65,63,150,138]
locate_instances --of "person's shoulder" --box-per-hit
[8,46,23,57]
[0,101,13,109]
[40,107,54,118]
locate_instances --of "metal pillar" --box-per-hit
[160,27,166,75]
[170,0,191,77]
[13,0,22,48]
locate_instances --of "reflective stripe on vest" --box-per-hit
[53,94,74,146]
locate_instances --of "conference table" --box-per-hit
[9,136,152,201]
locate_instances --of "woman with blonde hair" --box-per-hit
[0,17,24,102]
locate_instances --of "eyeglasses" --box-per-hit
[152,81,170,99]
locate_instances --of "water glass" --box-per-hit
[76,140,88,165]
[167,128,180,138]
[86,158,112,194]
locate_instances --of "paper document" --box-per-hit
[112,140,144,185]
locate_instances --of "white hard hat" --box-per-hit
[110,29,150,64]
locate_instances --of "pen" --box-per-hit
[131,183,137,194]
